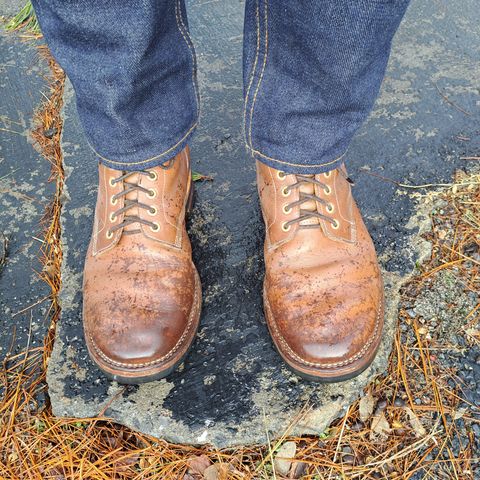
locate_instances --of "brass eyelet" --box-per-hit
[109,177,116,187]
[109,212,116,222]
[282,204,292,215]
[326,203,334,214]
[148,206,157,216]
[151,222,160,232]
[106,229,113,239]
[324,171,332,178]
[110,196,118,206]
[149,171,158,181]
[147,189,157,199]
[332,219,340,230]
[277,171,286,180]
[324,185,332,195]
[281,222,291,232]
[281,186,291,197]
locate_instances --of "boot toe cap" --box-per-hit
[265,290,384,380]
[83,266,201,380]
[86,310,190,368]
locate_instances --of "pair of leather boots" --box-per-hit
[83,147,383,384]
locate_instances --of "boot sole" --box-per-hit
[280,345,381,383]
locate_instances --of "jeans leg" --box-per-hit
[243,0,410,174]
[31,0,199,171]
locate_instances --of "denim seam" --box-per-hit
[243,0,261,143]
[175,0,200,118]
[246,0,348,170]
[247,0,268,148]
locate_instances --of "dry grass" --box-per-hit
[0,43,478,479]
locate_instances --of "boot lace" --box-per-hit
[108,158,175,236]
[281,171,354,230]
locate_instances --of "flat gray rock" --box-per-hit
[46,0,480,447]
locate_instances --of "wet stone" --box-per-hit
[46,0,480,447]
[0,31,53,360]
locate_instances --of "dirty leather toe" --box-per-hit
[84,243,197,367]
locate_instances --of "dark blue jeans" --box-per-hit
[31,0,410,174]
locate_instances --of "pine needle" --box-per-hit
[5,1,41,35]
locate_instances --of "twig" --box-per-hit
[255,402,312,473]
[328,408,349,480]
[360,169,453,189]
[11,295,51,318]
[95,386,127,419]
[434,82,472,116]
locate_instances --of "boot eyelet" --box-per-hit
[151,222,160,232]
[277,171,286,180]
[110,196,118,206]
[281,222,291,232]
[332,219,340,230]
[281,186,291,197]
[147,189,157,199]
[282,204,292,215]
[109,177,116,187]
[324,171,332,178]
[324,185,332,195]
[148,206,157,216]
[149,171,158,181]
[106,229,113,239]
[326,203,334,214]
[109,212,116,222]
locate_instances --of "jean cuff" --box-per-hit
[92,121,197,172]
[249,146,348,175]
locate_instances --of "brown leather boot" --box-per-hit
[83,147,201,384]
[257,161,384,382]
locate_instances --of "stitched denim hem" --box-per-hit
[250,146,347,174]
[94,121,197,172]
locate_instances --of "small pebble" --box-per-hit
[274,441,296,477]
[350,421,364,432]
[43,127,57,138]
[374,398,387,414]
[342,445,353,454]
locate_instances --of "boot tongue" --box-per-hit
[297,174,320,227]
[122,172,141,234]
